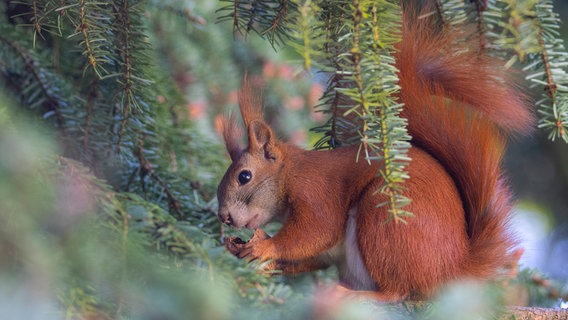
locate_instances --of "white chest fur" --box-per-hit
[318,207,378,290]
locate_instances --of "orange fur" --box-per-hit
[216,11,532,302]
[238,75,264,127]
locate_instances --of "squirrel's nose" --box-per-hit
[218,211,234,226]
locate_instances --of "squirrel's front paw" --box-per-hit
[224,228,271,259]
[224,236,247,257]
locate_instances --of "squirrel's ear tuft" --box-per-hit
[248,120,279,161]
[215,114,243,162]
[239,74,264,127]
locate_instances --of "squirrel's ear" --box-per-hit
[248,120,279,160]
[215,115,243,162]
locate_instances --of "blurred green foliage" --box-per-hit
[0,95,307,318]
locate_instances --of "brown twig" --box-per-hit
[113,0,134,154]
[135,140,183,220]
[535,24,564,138]
[262,0,290,36]
[474,0,487,54]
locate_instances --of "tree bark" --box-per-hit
[501,307,568,320]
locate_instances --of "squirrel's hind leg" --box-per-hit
[354,147,469,300]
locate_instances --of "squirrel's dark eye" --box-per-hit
[238,170,252,185]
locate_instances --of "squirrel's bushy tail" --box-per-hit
[396,16,533,278]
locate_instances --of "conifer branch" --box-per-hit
[311,6,346,149]
[328,83,341,148]
[473,0,488,53]
[114,0,134,154]
[101,0,156,159]
[0,34,67,132]
[350,0,370,161]
[24,0,61,43]
[480,0,541,63]
[529,0,568,142]
[465,0,568,142]
[261,0,294,46]
[367,1,410,223]
[232,0,241,36]
[63,0,112,77]
[246,0,259,32]
[369,3,399,222]
[288,0,323,70]
[263,0,289,34]
[217,0,297,47]
[536,31,557,100]
[135,140,184,220]
[32,0,42,38]
[79,0,98,74]
[335,0,410,222]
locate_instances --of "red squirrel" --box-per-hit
[215,12,533,301]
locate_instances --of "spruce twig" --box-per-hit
[0,34,67,133]
[529,0,568,142]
